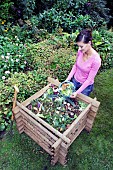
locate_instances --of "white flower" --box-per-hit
[1,55,4,59]
[14,72,17,74]
[7,53,10,56]
[16,43,18,46]
[11,59,14,62]
[24,61,27,64]
[6,56,9,59]
[2,76,6,80]
[16,59,19,62]
[15,36,17,38]
[5,71,10,74]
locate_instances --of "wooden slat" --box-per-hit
[17,102,71,144]
[16,120,23,128]
[85,110,98,132]
[13,84,51,114]
[48,77,60,86]
[15,116,22,123]
[24,128,52,155]
[67,113,87,136]
[51,158,59,165]
[68,124,86,146]
[58,156,67,165]
[20,109,58,142]
[23,118,53,146]
[51,139,62,151]
[17,125,24,132]
[85,126,92,132]
[14,112,21,119]
[24,124,52,148]
[55,103,91,145]
[77,94,100,107]
[68,119,86,139]
[18,128,24,134]
[88,111,97,117]
[63,103,91,135]
[87,114,96,121]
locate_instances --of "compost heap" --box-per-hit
[27,82,87,132]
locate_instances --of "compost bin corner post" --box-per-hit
[85,97,100,132]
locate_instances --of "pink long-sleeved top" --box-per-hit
[67,50,101,94]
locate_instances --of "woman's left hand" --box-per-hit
[70,92,77,98]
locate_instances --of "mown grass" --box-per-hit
[0,68,113,170]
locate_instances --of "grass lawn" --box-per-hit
[0,68,113,170]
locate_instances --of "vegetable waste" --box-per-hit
[27,84,87,133]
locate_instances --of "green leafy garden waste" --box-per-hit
[27,83,88,133]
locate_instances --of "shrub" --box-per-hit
[0,35,33,80]
[13,0,36,19]
[96,29,113,69]
[5,16,49,43]
[0,71,48,132]
[37,8,96,33]
[0,40,75,132]
[53,0,110,28]
[0,0,14,20]
[82,0,110,27]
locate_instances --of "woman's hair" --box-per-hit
[76,29,92,44]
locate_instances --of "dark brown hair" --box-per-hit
[76,29,92,44]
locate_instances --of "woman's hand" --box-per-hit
[70,92,77,98]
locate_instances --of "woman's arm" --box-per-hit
[66,63,76,81]
[66,51,80,81]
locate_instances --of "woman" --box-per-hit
[66,29,101,97]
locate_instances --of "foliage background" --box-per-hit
[0,0,113,169]
[0,0,113,132]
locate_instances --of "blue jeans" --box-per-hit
[71,77,94,96]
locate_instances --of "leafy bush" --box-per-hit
[0,19,9,35]
[0,0,14,20]
[82,0,110,27]
[53,0,87,14]
[0,38,76,132]
[0,35,33,80]
[0,70,48,132]
[96,29,113,69]
[37,8,96,33]
[106,0,113,27]
[4,16,49,43]
[13,0,36,19]
[53,0,110,27]
[26,37,76,80]
[0,0,14,35]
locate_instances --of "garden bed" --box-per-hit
[13,77,100,165]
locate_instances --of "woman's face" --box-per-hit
[77,41,91,54]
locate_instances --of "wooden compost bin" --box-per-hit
[13,77,100,165]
